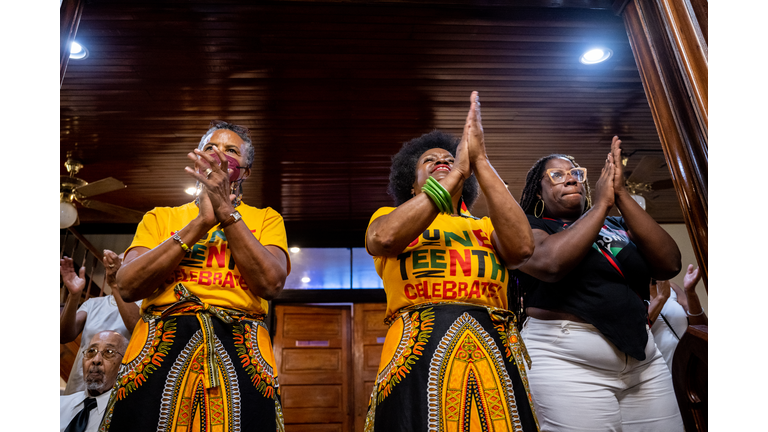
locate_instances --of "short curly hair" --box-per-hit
[197,120,255,168]
[519,154,592,215]
[387,130,479,208]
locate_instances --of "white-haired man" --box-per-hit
[60,330,128,432]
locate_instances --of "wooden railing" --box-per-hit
[672,325,708,432]
[60,227,109,307]
[60,227,109,384]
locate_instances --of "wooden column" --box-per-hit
[60,0,84,87]
[616,0,708,288]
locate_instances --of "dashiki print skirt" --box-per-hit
[99,302,284,432]
[365,302,539,432]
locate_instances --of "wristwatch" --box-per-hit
[219,210,242,229]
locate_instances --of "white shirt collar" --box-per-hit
[78,388,113,415]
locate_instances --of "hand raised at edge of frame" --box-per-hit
[60,256,86,295]
[683,264,702,293]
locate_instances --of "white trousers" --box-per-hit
[521,317,684,432]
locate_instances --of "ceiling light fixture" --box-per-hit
[60,197,78,229]
[630,194,647,210]
[580,48,612,65]
[70,41,88,60]
[301,276,311,283]
[185,186,199,196]
[60,157,83,229]
[290,247,301,254]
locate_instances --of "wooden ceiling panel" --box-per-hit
[61,0,683,244]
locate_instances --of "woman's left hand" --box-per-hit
[186,147,236,223]
[465,91,487,167]
[610,136,628,199]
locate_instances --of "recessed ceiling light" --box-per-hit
[301,277,311,283]
[69,41,88,60]
[580,48,612,65]
[290,247,301,253]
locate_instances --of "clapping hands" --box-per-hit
[60,256,85,296]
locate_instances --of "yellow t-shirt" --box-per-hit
[366,207,509,319]
[127,202,290,315]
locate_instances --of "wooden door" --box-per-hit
[352,303,389,432]
[273,305,352,432]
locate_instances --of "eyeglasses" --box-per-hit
[210,120,250,139]
[83,347,124,360]
[544,167,587,184]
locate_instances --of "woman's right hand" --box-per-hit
[60,256,85,296]
[592,152,616,210]
[195,185,219,228]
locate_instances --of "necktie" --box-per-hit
[64,397,97,432]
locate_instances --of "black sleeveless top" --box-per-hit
[515,215,651,360]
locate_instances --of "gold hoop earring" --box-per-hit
[534,199,545,218]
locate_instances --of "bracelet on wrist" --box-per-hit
[686,309,705,317]
[428,177,453,210]
[423,177,454,214]
[423,183,450,213]
[421,186,445,213]
[171,232,190,253]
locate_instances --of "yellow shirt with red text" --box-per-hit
[127,202,290,315]
[366,207,509,319]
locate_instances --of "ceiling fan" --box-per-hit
[621,152,674,210]
[60,155,145,228]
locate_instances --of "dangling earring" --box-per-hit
[534,199,545,218]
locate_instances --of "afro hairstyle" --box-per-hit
[387,130,479,208]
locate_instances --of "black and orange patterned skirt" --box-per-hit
[99,305,284,432]
[365,302,539,432]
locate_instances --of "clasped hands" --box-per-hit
[592,136,633,211]
[185,147,237,228]
[453,91,488,181]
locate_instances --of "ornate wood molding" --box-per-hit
[618,0,708,288]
